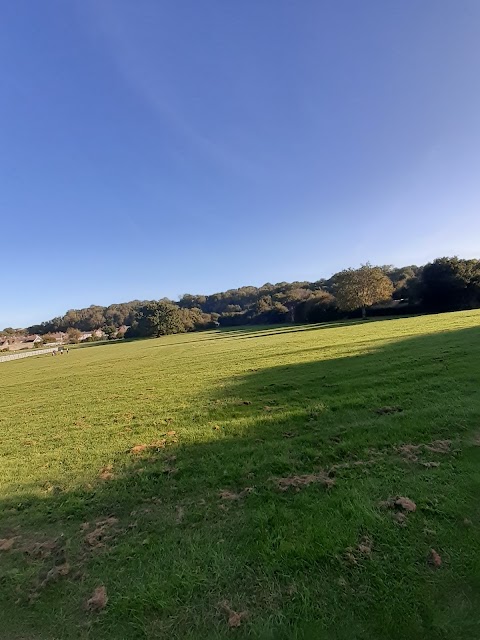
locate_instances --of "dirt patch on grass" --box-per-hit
[330,459,375,472]
[395,439,453,464]
[130,432,178,455]
[380,496,416,512]
[83,517,118,549]
[175,505,185,524]
[130,444,149,454]
[99,464,115,480]
[380,496,417,525]
[425,440,451,454]
[2,534,72,602]
[0,537,18,551]
[428,548,442,568]
[22,536,66,561]
[219,487,254,501]
[274,472,334,492]
[219,600,248,628]
[396,443,422,462]
[375,406,403,415]
[393,512,407,526]
[394,496,417,512]
[345,536,373,565]
[33,562,70,596]
[85,585,108,612]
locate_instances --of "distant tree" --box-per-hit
[103,326,117,340]
[419,257,480,311]
[218,312,248,327]
[129,302,186,338]
[334,264,394,318]
[275,287,313,321]
[178,294,207,309]
[295,291,338,323]
[66,327,82,344]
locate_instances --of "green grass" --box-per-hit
[1,311,480,639]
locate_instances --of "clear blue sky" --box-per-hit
[1,1,479,328]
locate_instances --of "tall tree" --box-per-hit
[334,264,394,318]
[420,257,480,311]
[129,302,186,338]
[66,327,82,343]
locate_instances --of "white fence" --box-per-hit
[0,348,57,363]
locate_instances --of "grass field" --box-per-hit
[1,311,480,639]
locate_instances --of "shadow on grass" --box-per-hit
[1,326,480,639]
[68,316,418,354]
[150,317,399,348]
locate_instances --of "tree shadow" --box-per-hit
[149,317,398,348]
[1,325,480,639]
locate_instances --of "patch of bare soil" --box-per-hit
[395,439,452,464]
[330,459,375,472]
[394,496,417,512]
[34,562,70,594]
[85,585,108,611]
[428,548,442,568]
[344,536,373,565]
[162,464,178,475]
[83,517,118,549]
[22,536,65,560]
[396,443,422,462]
[99,464,115,480]
[393,512,407,526]
[219,487,254,501]
[130,432,178,455]
[274,472,334,492]
[219,600,248,628]
[375,406,403,415]
[380,496,417,524]
[425,440,451,454]
[13,535,71,602]
[175,505,185,524]
[130,444,148,454]
[0,537,18,551]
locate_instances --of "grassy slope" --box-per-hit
[0,311,479,639]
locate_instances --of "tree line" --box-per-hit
[3,256,478,340]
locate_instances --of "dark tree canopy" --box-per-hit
[419,257,480,311]
[126,302,186,338]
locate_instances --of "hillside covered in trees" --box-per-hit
[3,257,480,340]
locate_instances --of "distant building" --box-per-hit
[1,334,42,351]
[78,329,106,342]
[48,332,66,344]
[23,335,42,344]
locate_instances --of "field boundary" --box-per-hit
[0,347,57,363]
